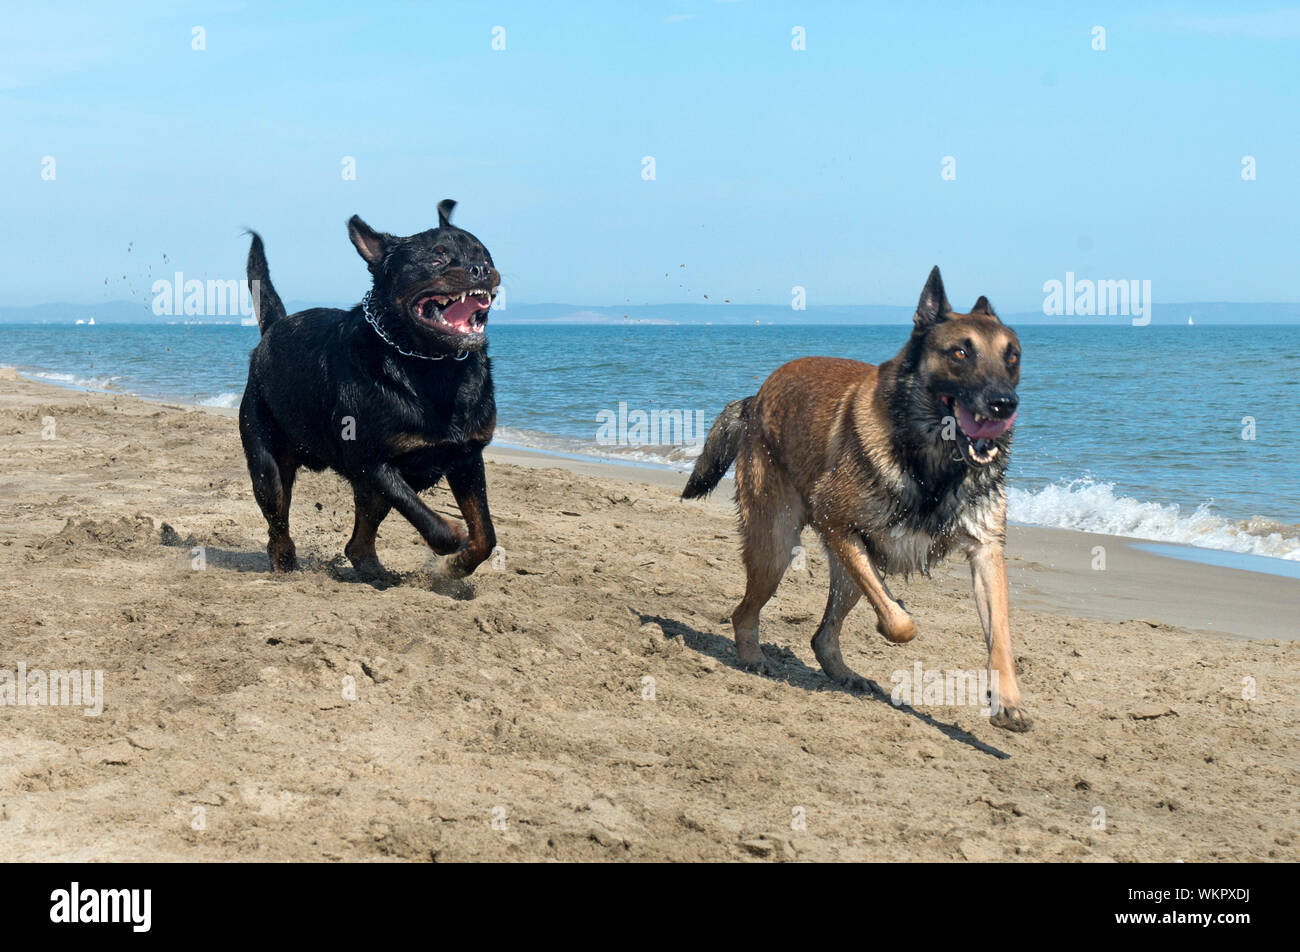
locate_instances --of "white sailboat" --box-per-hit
[1187,315,1194,326]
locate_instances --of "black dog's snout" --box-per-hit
[466,263,488,281]
[987,392,1018,418]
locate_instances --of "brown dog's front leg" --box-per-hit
[430,451,496,580]
[968,543,1032,732]
[819,527,916,643]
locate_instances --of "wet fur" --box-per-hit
[238,204,500,581]
[684,267,1032,732]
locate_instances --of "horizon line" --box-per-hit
[5,298,1300,313]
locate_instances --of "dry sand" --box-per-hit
[0,370,1296,861]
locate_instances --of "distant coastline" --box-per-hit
[2,300,1299,326]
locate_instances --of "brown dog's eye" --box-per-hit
[1007,351,1020,366]
[952,347,968,360]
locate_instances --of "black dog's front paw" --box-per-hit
[268,537,298,573]
[426,551,471,580]
[350,556,390,581]
[430,524,468,556]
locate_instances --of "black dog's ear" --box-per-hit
[347,215,390,268]
[913,266,951,331]
[437,199,457,228]
[971,295,998,318]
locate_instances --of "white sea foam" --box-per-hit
[501,429,1300,562]
[28,370,123,391]
[198,392,241,408]
[494,426,701,471]
[1008,478,1300,561]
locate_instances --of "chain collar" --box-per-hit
[362,290,469,361]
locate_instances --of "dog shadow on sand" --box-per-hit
[161,534,475,599]
[636,610,1011,760]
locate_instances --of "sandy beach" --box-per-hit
[0,369,1296,861]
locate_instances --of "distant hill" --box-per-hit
[2,300,1298,326]
[496,302,1300,326]
[0,301,157,323]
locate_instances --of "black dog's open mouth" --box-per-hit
[938,394,1016,465]
[412,290,493,336]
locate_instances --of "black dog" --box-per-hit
[239,199,500,581]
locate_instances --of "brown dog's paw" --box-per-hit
[812,641,879,695]
[818,659,882,696]
[833,672,883,697]
[876,614,917,644]
[990,705,1033,732]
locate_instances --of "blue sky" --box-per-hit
[2,1,1297,311]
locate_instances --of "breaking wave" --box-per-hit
[1008,478,1300,561]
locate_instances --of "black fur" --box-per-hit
[887,343,1013,531]
[881,373,1012,563]
[238,203,502,579]
[245,232,286,333]
[876,270,1017,562]
[681,396,753,499]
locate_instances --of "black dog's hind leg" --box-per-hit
[239,396,299,572]
[366,463,466,557]
[344,484,392,577]
[434,450,497,580]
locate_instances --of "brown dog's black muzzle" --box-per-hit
[984,390,1018,419]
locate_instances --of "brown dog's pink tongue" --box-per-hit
[956,403,1015,439]
[441,298,489,327]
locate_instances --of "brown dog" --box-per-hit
[683,267,1031,731]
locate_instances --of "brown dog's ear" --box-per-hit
[971,295,998,318]
[913,266,951,331]
[347,215,390,268]
[437,199,457,228]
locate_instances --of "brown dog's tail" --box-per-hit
[245,231,287,334]
[682,396,753,499]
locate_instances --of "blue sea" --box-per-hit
[3,319,1298,563]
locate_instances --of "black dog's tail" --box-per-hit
[245,231,286,334]
[682,396,754,499]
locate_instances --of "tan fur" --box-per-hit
[716,313,1031,732]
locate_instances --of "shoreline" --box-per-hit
[484,445,1296,642]
[5,366,1297,640]
[7,362,1300,560]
